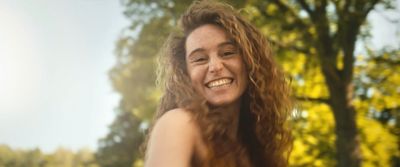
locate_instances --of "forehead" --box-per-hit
[185,24,230,54]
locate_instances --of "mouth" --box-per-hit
[205,78,234,88]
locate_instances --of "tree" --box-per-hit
[241,1,400,166]
[0,145,99,167]
[96,110,143,167]
[241,0,397,166]
[96,12,180,167]
[44,148,74,167]
[73,148,99,167]
[103,0,399,166]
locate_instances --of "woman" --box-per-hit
[145,1,293,167]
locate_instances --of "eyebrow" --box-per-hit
[187,48,206,59]
[187,40,236,58]
[217,41,235,48]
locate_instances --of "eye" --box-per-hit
[220,45,238,57]
[221,50,237,58]
[223,51,235,56]
[193,57,207,62]
[190,54,208,64]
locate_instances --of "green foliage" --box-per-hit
[102,0,400,166]
[354,48,400,167]
[96,14,179,167]
[290,103,336,167]
[283,38,400,167]
[96,110,143,167]
[0,145,98,167]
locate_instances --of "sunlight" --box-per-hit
[0,4,42,113]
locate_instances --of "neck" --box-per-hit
[218,100,241,140]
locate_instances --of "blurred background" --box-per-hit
[0,0,399,167]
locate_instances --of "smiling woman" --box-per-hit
[144,1,293,167]
[185,24,248,108]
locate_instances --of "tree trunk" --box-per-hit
[321,66,362,167]
[317,40,362,166]
[329,82,361,167]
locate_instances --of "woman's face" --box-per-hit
[185,24,248,107]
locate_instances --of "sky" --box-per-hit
[0,0,399,153]
[364,0,400,50]
[0,0,129,152]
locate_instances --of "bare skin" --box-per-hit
[144,109,208,167]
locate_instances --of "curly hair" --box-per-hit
[153,1,293,166]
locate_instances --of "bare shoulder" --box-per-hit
[151,108,200,136]
[157,108,196,126]
[145,108,201,167]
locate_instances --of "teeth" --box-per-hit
[207,78,232,88]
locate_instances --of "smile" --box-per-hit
[206,78,233,88]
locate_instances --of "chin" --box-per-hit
[208,97,239,107]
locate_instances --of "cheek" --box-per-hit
[188,66,206,89]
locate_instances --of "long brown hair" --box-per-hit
[153,1,293,166]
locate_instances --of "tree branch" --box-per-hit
[312,0,337,71]
[373,57,400,66]
[341,0,381,84]
[295,96,329,104]
[297,0,315,20]
[362,0,381,18]
[268,0,311,29]
[265,36,311,55]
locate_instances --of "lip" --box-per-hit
[204,77,234,88]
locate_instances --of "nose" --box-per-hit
[209,56,223,74]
